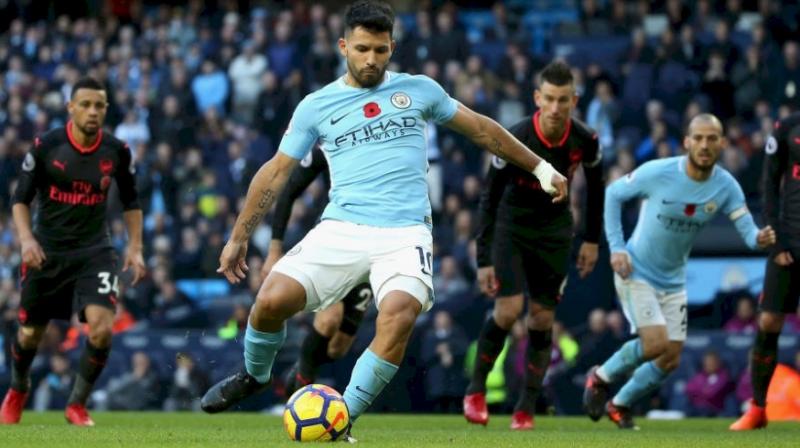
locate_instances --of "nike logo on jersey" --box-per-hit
[52,160,67,171]
[330,113,349,125]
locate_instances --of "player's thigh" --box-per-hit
[368,225,434,312]
[74,249,119,323]
[339,283,373,336]
[313,302,345,337]
[272,220,370,312]
[19,253,77,326]
[524,238,571,309]
[760,254,800,314]
[659,289,688,342]
[492,231,526,298]
[614,275,667,333]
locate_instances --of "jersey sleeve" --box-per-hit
[419,75,459,124]
[12,137,45,205]
[115,143,141,211]
[278,96,319,160]
[762,122,789,250]
[582,134,605,243]
[475,156,510,267]
[722,175,759,250]
[271,147,328,241]
[604,161,661,253]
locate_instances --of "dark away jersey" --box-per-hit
[271,146,330,241]
[476,113,604,267]
[764,113,800,251]
[12,123,140,252]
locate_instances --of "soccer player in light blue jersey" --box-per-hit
[200,1,568,439]
[583,113,776,429]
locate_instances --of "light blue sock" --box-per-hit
[612,361,668,407]
[597,339,643,383]
[343,349,398,421]
[244,323,286,384]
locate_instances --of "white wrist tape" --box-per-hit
[532,161,557,194]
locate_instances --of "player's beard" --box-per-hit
[76,119,101,137]
[688,149,716,172]
[347,58,387,88]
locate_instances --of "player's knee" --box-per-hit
[327,335,353,359]
[88,323,113,348]
[641,338,668,360]
[758,312,784,333]
[254,281,305,323]
[16,326,43,349]
[527,306,554,330]
[493,298,523,329]
[314,313,341,338]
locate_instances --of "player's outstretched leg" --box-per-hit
[607,360,669,429]
[342,289,421,430]
[583,339,644,421]
[1,327,44,425]
[64,305,113,427]
[202,273,305,413]
[730,313,782,431]
[464,298,521,426]
[511,303,555,431]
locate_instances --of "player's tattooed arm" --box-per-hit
[220,153,298,284]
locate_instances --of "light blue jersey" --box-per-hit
[278,71,458,227]
[605,156,760,292]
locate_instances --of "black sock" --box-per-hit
[514,329,553,413]
[10,338,37,393]
[751,330,779,407]
[297,328,333,380]
[68,340,110,405]
[466,316,509,395]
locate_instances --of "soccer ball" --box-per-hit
[283,384,350,442]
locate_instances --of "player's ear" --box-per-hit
[683,136,691,151]
[338,37,347,57]
[390,39,396,54]
[533,89,541,108]
[571,94,579,107]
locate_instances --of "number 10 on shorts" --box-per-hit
[415,246,432,276]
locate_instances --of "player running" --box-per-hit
[0,77,145,426]
[261,146,374,395]
[463,61,604,430]
[200,0,568,440]
[730,113,800,431]
[582,113,775,429]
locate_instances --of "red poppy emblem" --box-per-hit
[100,175,111,191]
[363,102,381,118]
[18,308,28,324]
[684,204,696,216]
[100,159,114,175]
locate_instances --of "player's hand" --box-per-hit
[576,242,599,279]
[478,266,499,297]
[610,252,632,279]
[122,246,146,285]
[756,225,776,249]
[549,171,569,204]
[260,246,284,282]
[20,236,46,270]
[774,250,794,266]
[217,240,249,284]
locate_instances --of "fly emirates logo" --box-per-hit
[334,116,417,147]
[49,180,106,206]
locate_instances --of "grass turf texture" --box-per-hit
[2,413,798,447]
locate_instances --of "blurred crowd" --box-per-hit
[1,0,800,415]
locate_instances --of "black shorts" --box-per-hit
[760,250,800,314]
[492,229,571,308]
[339,283,372,335]
[19,247,119,326]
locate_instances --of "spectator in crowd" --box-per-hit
[685,351,734,416]
[163,354,210,411]
[724,296,758,334]
[422,311,468,413]
[95,351,161,411]
[33,353,73,411]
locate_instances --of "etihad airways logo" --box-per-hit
[334,116,418,147]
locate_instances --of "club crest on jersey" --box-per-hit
[765,136,777,155]
[22,153,35,171]
[99,159,114,175]
[391,92,411,109]
[363,102,381,118]
[704,201,717,214]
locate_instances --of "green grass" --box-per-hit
[2,413,798,447]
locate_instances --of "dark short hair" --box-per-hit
[344,0,394,36]
[71,77,106,99]
[537,61,574,88]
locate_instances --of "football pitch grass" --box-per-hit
[2,412,798,447]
